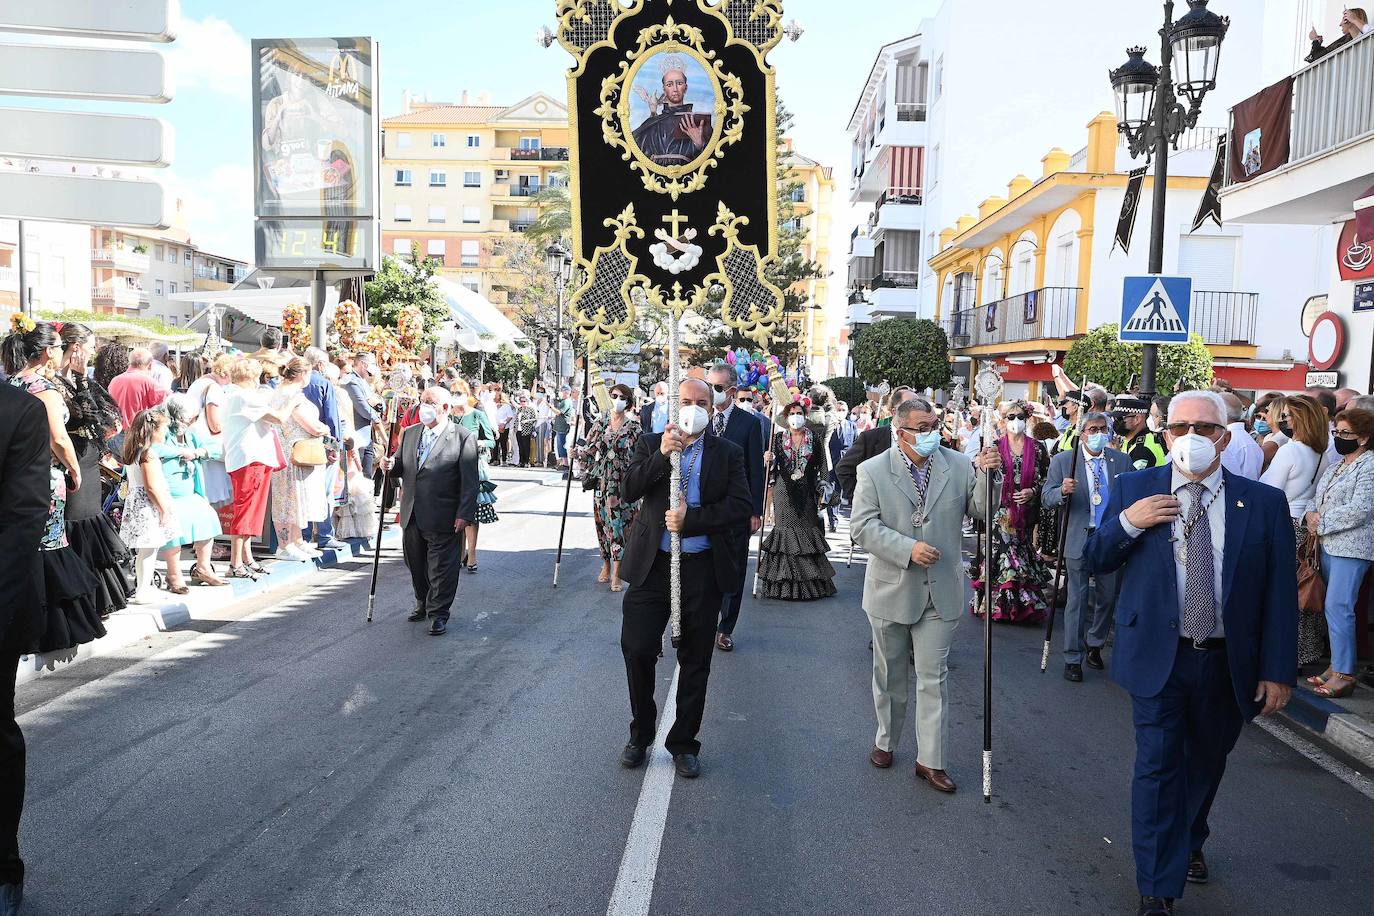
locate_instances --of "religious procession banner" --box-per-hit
[556,0,787,350]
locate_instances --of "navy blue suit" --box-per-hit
[711,407,765,636]
[1087,466,1296,900]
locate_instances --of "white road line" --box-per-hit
[1253,717,1374,803]
[607,663,681,916]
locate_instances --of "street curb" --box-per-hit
[15,528,402,689]
[1279,688,1374,769]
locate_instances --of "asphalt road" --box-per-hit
[14,468,1374,915]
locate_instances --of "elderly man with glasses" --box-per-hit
[1042,412,1134,681]
[851,397,1001,794]
[1087,390,1295,916]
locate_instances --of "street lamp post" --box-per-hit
[546,241,571,386]
[1109,0,1228,398]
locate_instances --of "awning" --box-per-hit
[169,286,341,331]
[431,275,529,354]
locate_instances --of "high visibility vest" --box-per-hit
[1124,430,1167,470]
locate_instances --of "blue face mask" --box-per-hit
[1254,419,1270,436]
[1086,432,1110,453]
[914,430,942,457]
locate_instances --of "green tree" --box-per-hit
[485,344,536,390]
[364,246,449,348]
[851,318,952,391]
[526,167,571,247]
[1063,324,1214,394]
[823,376,866,408]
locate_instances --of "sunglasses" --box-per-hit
[711,383,729,393]
[1165,421,1224,438]
[736,397,754,404]
[1005,413,1027,421]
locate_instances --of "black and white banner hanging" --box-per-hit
[1190,132,1227,232]
[556,0,786,350]
[1112,167,1147,255]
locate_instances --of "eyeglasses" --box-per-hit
[1165,421,1224,438]
[1082,425,1110,435]
[1334,429,1361,440]
[898,424,938,435]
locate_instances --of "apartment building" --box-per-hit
[780,145,840,379]
[380,91,570,316]
[0,220,95,318]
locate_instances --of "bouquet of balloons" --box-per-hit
[282,302,311,352]
[725,347,800,396]
[396,305,425,352]
[335,299,362,350]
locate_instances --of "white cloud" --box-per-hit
[170,164,255,262]
[167,16,251,99]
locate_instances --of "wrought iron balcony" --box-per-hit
[509,147,570,161]
[1191,290,1258,345]
[943,287,1080,349]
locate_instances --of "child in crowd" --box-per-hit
[119,409,180,601]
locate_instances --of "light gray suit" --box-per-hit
[851,445,991,768]
[1042,445,1132,665]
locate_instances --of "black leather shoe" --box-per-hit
[619,744,647,769]
[1064,663,1083,682]
[1086,646,1105,670]
[407,607,427,622]
[673,753,701,778]
[1137,896,1174,915]
[0,882,22,916]
[1187,850,1209,884]
[428,617,448,636]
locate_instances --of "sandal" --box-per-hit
[610,580,622,593]
[191,565,228,587]
[248,562,270,575]
[1313,674,1356,699]
[1306,669,1334,688]
[466,563,478,573]
[227,565,259,581]
[597,567,611,583]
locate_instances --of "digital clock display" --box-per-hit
[255,218,375,269]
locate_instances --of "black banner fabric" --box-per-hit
[1190,132,1227,232]
[1113,167,1147,255]
[558,0,784,349]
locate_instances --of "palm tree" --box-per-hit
[527,166,571,246]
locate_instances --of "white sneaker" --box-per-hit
[283,543,314,561]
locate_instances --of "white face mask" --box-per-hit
[655,393,668,407]
[1006,418,1027,436]
[787,414,807,430]
[736,401,754,414]
[1147,416,1163,433]
[611,397,627,414]
[1170,432,1218,476]
[712,388,728,407]
[678,405,709,436]
[417,404,440,426]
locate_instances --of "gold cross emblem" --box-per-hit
[662,209,689,238]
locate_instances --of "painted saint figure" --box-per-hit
[632,56,711,167]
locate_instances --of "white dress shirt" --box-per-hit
[1119,464,1227,638]
[1220,422,1263,479]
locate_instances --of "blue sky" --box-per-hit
[97,0,939,270]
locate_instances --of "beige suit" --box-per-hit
[851,445,990,768]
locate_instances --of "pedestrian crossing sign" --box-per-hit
[1119,275,1193,344]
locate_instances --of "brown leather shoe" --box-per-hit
[913,762,956,793]
[869,746,893,768]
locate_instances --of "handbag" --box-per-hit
[1296,530,1325,614]
[291,437,327,467]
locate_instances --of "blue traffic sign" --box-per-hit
[1119,275,1193,344]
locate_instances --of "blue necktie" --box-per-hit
[1092,458,1108,528]
[418,431,434,466]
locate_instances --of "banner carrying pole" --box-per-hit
[553,352,591,587]
[668,313,683,644]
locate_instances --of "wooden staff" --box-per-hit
[1040,376,1089,671]
[553,356,592,587]
[367,372,413,623]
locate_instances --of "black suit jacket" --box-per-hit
[0,384,52,654]
[711,407,765,517]
[620,433,752,594]
[835,426,892,501]
[390,419,479,532]
[638,402,655,433]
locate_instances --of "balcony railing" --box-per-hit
[1226,31,1374,186]
[943,287,1080,349]
[509,185,542,197]
[876,186,923,208]
[90,248,151,273]
[894,101,927,122]
[510,147,569,161]
[91,283,149,306]
[511,221,535,233]
[871,271,920,290]
[1191,290,1258,345]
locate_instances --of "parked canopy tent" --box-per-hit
[431,275,530,354]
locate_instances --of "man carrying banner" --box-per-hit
[617,378,752,778]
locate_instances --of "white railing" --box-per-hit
[90,248,151,272]
[92,284,147,303]
[894,101,927,122]
[1291,31,1374,162]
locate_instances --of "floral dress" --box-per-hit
[758,429,837,601]
[583,413,642,563]
[461,409,500,525]
[271,394,328,532]
[971,436,1051,623]
[6,372,104,652]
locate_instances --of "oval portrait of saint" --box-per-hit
[622,46,722,175]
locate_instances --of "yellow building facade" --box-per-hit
[781,145,838,378]
[381,92,571,317]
